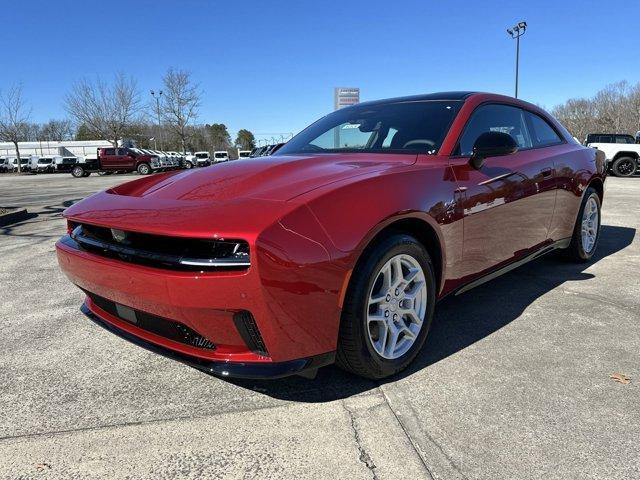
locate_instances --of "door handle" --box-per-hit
[541,168,553,178]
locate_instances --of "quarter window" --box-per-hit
[526,112,562,147]
[104,148,115,156]
[457,104,532,156]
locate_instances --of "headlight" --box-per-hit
[179,240,250,268]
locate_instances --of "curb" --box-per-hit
[0,208,30,227]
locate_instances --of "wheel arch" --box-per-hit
[349,214,446,298]
[588,177,604,203]
[612,151,639,161]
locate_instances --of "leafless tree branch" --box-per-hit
[0,83,31,172]
[64,73,141,147]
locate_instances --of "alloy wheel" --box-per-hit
[617,159,635,176]
[367,254,428,359]
[581,196,599,254]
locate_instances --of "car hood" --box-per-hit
[107,153,417,202]
[63,153,417,238]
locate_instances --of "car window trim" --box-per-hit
[449,101,568,159]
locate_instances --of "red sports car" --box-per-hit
[57,92,606,379]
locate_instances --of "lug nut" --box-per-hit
[395,289,399,296]
[393,314,398,321]
[385,311,389,317]
[386,294,391,301]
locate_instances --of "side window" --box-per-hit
[104,148,115,156]
[526,112,563,147]
[457,104,532,156]
[382,127,399,148]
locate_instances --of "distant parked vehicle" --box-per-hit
[1,156,31,172]
[238,150,251,159]
[182,151,196,169]
[213,151,229,163]
[586,133,640,176]
[30,155,57,173]
[71,147,160,178]
[53,156,79,173]
[194,151,210,167]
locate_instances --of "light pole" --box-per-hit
[150,90,163,149]
[507,21,527,98]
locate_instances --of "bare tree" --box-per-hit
[64,73,141,147]
[0,84,31,173]
[160,68,201,153]
[40,119,73,141]
[553,81,640,141]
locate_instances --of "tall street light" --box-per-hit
[150,90,163,149]
[507,21,527,99]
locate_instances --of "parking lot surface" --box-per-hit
[1,172,639,479]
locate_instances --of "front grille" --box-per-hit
[233,310,268,356]
[86,291,216,350]
[69,223,249,271]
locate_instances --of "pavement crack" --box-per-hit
[378,385,464,480]
[342,400,379,480]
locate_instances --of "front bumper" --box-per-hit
[81,302,334,379]
[56,223,343,374]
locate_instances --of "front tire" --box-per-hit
[611,157,637,177]
[565,187,601,262]
[137,163,151,175]
[337,234,436,379]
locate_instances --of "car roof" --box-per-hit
[354,91,477,108]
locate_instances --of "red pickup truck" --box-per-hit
[71,148,160,177]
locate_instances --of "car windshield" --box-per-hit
[276,100,462,156]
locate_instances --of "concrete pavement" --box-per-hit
[0,172,638,479]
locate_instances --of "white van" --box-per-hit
[31,155,58,173]
[194,151,210,167]
[238,150,251,159]
[213,151,229,163]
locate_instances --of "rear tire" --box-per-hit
[336,234,436,379]
[611,157,637,177]
[184,161,193,169]
[137,163,151,175]
[565,187,601,262]
[71,165,85,178]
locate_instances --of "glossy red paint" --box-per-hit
[56,92,606,376]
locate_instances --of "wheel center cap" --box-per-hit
[389,298,398,312]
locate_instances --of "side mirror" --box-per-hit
[470,131,518,169]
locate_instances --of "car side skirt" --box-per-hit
[453,238,572,296]
[80,303,336,380]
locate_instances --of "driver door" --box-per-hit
[450,103,556,280]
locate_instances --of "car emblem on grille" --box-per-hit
[110,229,127,243]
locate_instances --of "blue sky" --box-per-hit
[2,0,638,142]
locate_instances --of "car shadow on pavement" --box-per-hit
[223,225,635,402]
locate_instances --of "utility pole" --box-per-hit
[507,21,527,99]
[150,90,163,149]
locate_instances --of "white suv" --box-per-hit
[585,133,639,177]
[213,151,229,163]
